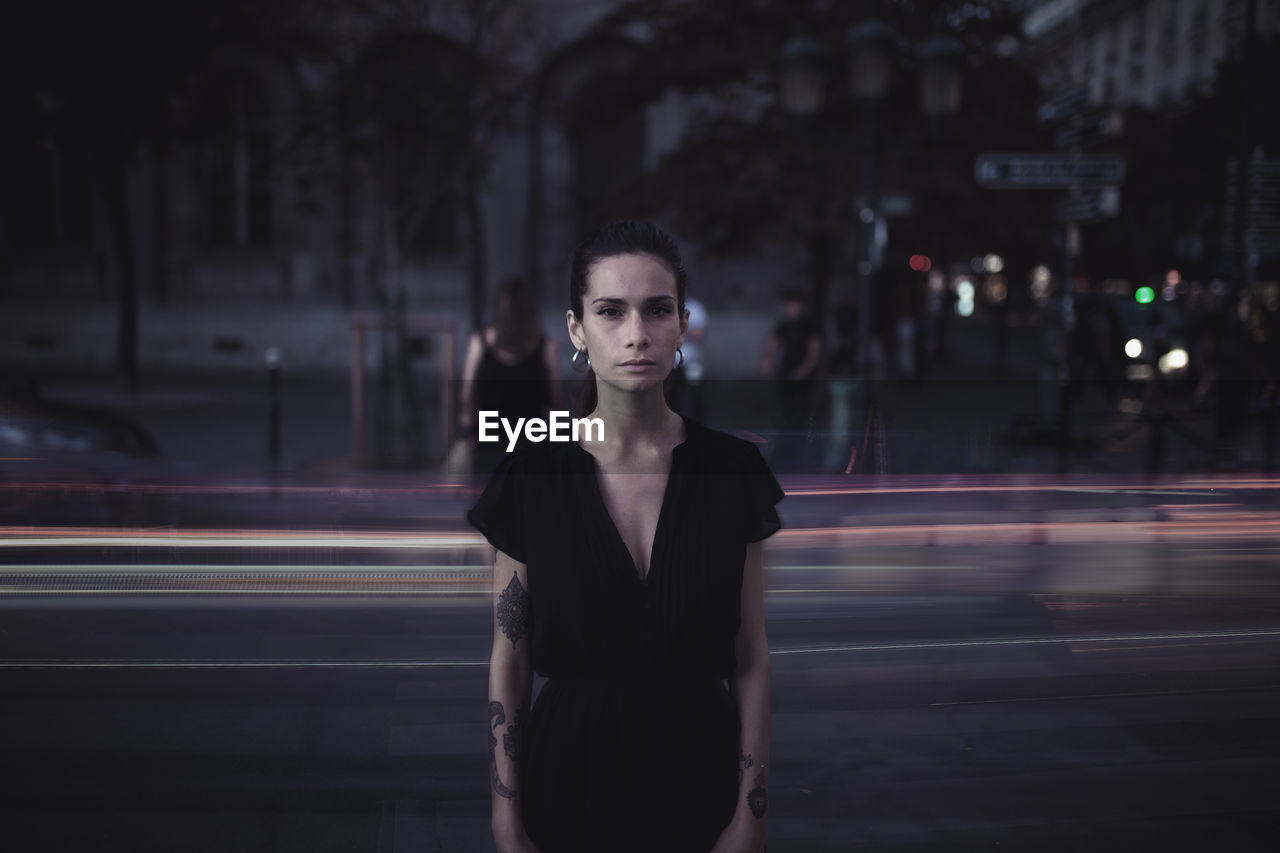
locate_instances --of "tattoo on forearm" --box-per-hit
[739,751,753,784]
[496,574,531,646]
[503,706,526,764]
[747,777,768,820]
[487,701,517,798]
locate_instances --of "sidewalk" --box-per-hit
[5,311,1269,482]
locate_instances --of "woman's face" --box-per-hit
[567,252,688,396]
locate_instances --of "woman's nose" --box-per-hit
[625,312,649,347]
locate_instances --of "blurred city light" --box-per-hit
[984,274,1007,303]
[1125,338,1143,359]
[908,254,932,272]
[1162,285,1178,301]
[956,278,976,316]
[983,253,1004,273]
[1159,348,1190,374]
[1166,269,1181,285]
[1135,285,1155,304]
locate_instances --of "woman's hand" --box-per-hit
[709,816,765,853]
[493,814,539,853]
[494,835,540,853]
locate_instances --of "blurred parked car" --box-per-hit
[0,389,158,461]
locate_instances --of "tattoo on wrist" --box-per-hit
[487,700,517,798]
[496,574,531,646]
[747,779,768,820]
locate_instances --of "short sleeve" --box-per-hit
[741,442,785,543]
[466,452,528,563]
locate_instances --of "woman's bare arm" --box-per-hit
[714,541,771,852]
[488,549,537,851]
[460,332,485,432]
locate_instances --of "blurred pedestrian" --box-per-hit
[761,287,822,471]
[824,291,860,472]
[667,295,708,423]
[459,276,558,477]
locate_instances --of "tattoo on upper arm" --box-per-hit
[496,573,531,646]
[747,776,768,819]
[487,701,517,799]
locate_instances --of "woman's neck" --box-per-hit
[588,384,683,457]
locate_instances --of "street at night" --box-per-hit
[4,477,1280,850]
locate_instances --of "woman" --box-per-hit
[459,276,559,477]
[469,221,781,852]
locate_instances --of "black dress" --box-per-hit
[468,417,784,852]
[472,335,552,477]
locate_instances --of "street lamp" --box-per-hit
[917,35,966,117]
[779,21,964,469]
[779,36,827,118]
[846,20,897,101]
[780,21,963,355]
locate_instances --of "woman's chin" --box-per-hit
[599,375,666,395]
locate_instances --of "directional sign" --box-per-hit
[975,153,1126,189]
[1037,86,1091,124]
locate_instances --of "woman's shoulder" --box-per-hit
[682,419,772,472]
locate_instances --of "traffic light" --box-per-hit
[1134,285,1155,305]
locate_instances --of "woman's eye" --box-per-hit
[597,307,621,317]
[648,305,672,316]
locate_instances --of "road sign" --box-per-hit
[1055,187,1121,223]
[1037,86,1091,124]
[975,153,1126,189]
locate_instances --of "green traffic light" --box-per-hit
[1135,286,1155,304]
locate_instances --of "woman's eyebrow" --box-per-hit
[590,295,676,305]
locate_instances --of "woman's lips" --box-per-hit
[619,360,655,372]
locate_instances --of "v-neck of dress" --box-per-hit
[576,418,691,585]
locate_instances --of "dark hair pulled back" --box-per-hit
[569,220,688,415]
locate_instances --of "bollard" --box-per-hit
[266,346,282,463]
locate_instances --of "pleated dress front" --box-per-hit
[468,417,783,852]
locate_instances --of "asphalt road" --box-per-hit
[4,537,1280,852]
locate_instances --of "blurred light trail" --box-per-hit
[7,628,1277,670]
[4,474,1279,499]
[0,528,483,549]
[772,628,1280,656]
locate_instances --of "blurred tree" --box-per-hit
[0,0,343,391]
[577,0,1051,313]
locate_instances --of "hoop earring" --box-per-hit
[675,347,685,369]
[571,348,590,374]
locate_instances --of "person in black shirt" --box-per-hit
[459,276,559,476]
[760,288,822,471]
